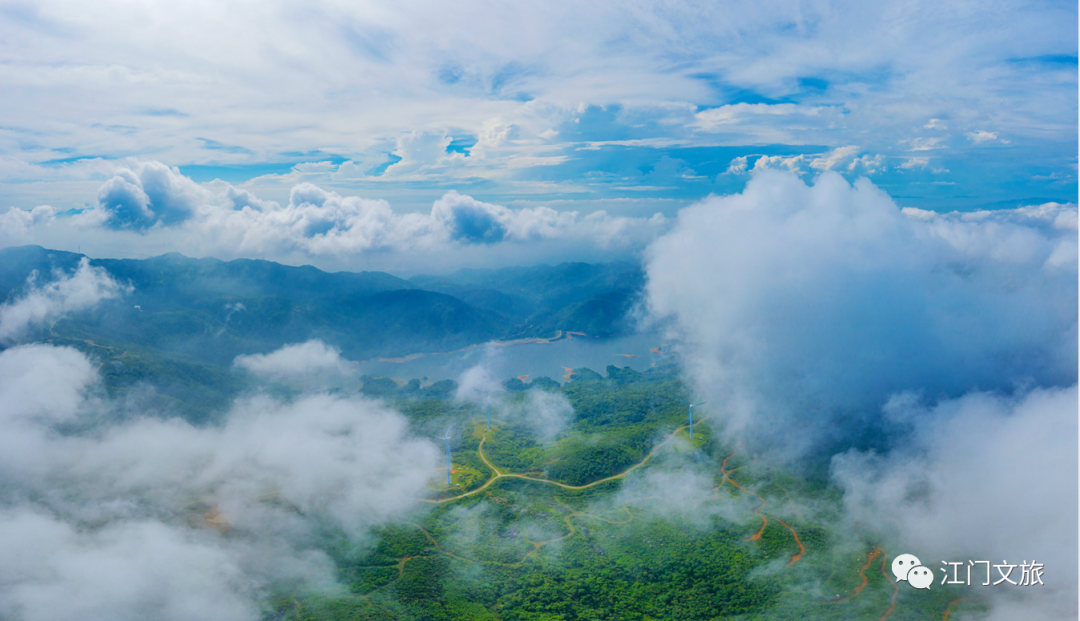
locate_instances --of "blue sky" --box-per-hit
[0,0,1076,269]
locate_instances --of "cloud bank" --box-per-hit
[4,161,669,272]
[0,343,439,620]
[645,170,1077,454]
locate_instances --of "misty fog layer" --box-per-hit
[455,360,575,441]
[0,343,438,621]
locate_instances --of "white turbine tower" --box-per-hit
[678,398,706,439]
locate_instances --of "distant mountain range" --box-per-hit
[0,245,644,364]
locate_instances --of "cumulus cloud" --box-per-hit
[645,170,1076,618]
[15,161,668,270]
[724,156,749,175]
[233,340,353,380]
[0,205,55,246]
[85,161,212,230]
[644,171,1077,456]
[432,190,513,243]
[0,257,128,341]
[751,154,806,174]
[809,145,861,172]
[381,130,463,178]
[833,386,1078,620]
[746,146,883,176]
[0,343,439,620]
[847,154,884,174]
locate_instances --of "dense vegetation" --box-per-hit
[0,246,975,619]
[271,366,968,620]
[0,245,645,421]
[0,246,643,367]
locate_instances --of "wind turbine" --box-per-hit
[678,398,706,439]
[433,427,452,486]
[487,403,491,430]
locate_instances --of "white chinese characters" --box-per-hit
[939,560,1044,586]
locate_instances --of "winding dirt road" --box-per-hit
[425,424,691,504]
[832,547,884,603]
[878,555,900,621]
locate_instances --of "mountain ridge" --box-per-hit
[0,244,643,367]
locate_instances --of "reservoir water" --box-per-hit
[353,330,669,384]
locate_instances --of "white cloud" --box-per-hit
[0,257,128,341]
[431,190,514,244]
[901,202,1079,267]
[692,103,841,144]
[751,154,805,173]
[454,362,505,403]
[801,146,884,175]
[809,145,861,171]
[904,137,946,151]
[644,171,1077,456]
[644,172,1077,619]
[968,130,999,143]
[899,157,929,169]
[9,162,670,272]
[694,103,822,129]
[847,154,884,174]
[381,130,461,178]
[0,343,439,619]
[505,155,571,169]
[0,205,55,246]
[724,156,749,175]
[0,1,1071,211]
[520,390,574,442]
[0,344,96,425]
[0,509,259,621]
[233,340,352,380]
[833,386,1078,620]
[738,149,884,176]
[84,161,213,231]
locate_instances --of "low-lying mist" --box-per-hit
[0,342,439,621]
[454,359,575,442]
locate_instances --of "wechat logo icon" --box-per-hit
[892,553,932,590]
